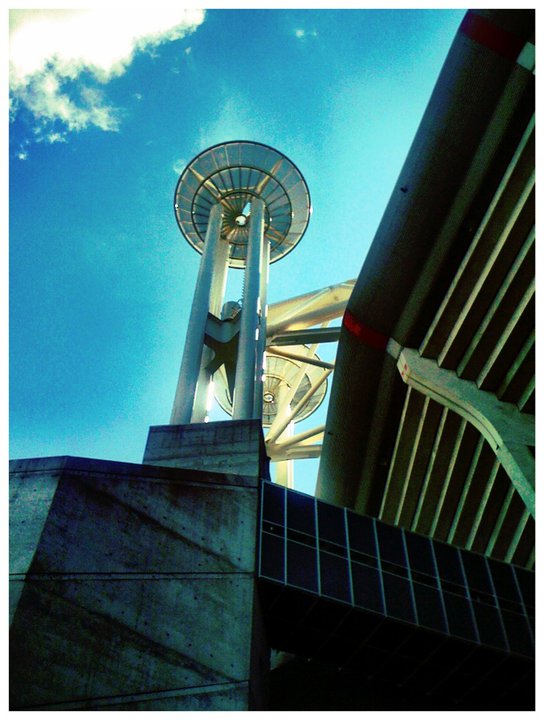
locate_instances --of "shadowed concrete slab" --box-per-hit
[10,421,270,711]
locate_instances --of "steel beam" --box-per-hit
[266,368,332,445]
[266,341,320,440]
[268,327,342,347]
[266,280,354,336]
[274,420,294,488]
[457,227,534,376]
[267,444,322,461]
[267,347,334,370]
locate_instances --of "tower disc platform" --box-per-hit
[174,141,311,268]
[213,346,328,427]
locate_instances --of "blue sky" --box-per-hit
[9,8,466,494]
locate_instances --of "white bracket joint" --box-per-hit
[396,347,535,517]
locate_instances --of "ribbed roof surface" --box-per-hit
[317,10,534,570]
[377,119,534,565]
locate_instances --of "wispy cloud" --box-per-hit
[9,9,205,151]
[172,93,274,175]
[294,28,318,40]
[197,95,274,153]
[172,158,187,175]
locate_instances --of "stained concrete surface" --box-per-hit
[10,421,270,710]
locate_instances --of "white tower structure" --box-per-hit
[171,140,354,485]
[171,141,311,423]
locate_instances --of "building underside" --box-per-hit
[273,11,536,707]
[317,8,535,571]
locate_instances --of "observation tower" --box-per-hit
[171,141,312,427]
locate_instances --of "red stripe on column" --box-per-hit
[343,309,389,351]
[460,11,526,62]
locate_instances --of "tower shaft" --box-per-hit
[170,202,227,424]
[171,141,311,431]
[233,197,266,420]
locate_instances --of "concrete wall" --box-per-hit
[143,419,268,478]
[10,421,270,710]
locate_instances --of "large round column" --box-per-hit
[170,202,224,424]
[191,229,230,423]
[253,236,270,419]
[233,197,265,420]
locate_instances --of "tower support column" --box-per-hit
[253,237,270,419]
[233,198,266,420]
[191,228,231,423]
[170,202,225,424]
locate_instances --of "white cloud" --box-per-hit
[9,9,205,143]
[173,158,187,175]
[46,131,68,145]
[294,28,318,40]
